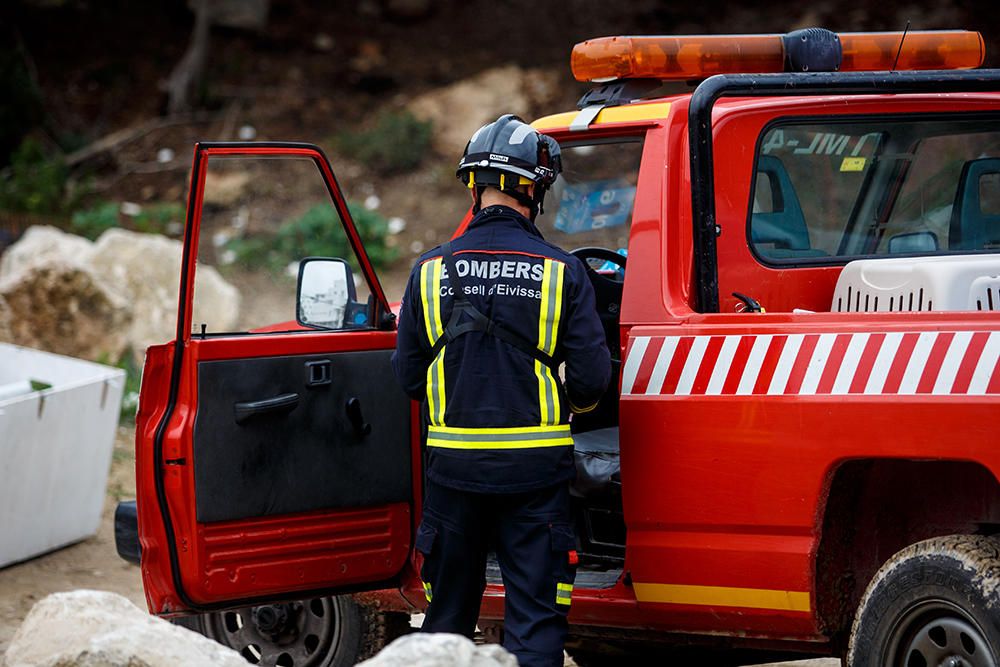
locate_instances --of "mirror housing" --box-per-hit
[296,257,360,330]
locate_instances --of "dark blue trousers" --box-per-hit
[416,479,576,667]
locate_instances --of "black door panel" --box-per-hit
[193,350,411,523]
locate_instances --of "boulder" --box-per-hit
[89,228,240,358]
[0,264,132,361]
[0,226,240,363]
[0,295,12,341]
[0,226,94,280]
[408,66,561,155]
[357,632,518,667]
[202,169,251,207]
[3,590,247,667]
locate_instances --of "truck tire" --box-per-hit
[173,595,410,666]
[847,535,1000,667]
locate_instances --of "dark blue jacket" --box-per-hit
[392,205,611,493]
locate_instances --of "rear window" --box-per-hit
[749,116,1000,263]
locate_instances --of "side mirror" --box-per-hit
[296,258,358,330]
[887,231,939,254]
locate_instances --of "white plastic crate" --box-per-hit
[0,343,125,567]
[832,254,1000,313]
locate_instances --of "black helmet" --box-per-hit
[456,114,561,219]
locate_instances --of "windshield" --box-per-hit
[534,139,644,262]
[749,117,1000,263]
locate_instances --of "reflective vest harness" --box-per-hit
[422,241,573,451]
[429,242,559,371]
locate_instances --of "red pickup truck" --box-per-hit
[116,29,1000,666]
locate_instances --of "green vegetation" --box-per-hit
[70,201,185,240]
[0,137,71,215]
[226,201,397,274]
[69,201,118,239]
[336,110,432,174]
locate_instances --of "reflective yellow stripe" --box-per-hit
[536,260,564,426]
[427,424,573,450]
[427,347,446,425]
[568,398,599,414]
[422,258,446,425]
[428,424,573,435]
[535,259,551,422]
[633,583,811,613]
[556,582,573,606]
[550,262,564,355]
[423,581,433,602]
[532,102,672,130]
[535,359,550,425]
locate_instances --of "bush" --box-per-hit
[0,138,70,214]
[70,201,185,240]
[336,110,432,174]
[226,201,398,274]
[70,201,119,239]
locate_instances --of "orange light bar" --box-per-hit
[572,35,786,82]
[839,31,984,71]
[571,31,985,82]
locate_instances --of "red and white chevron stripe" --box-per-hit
[621,331,1000,396]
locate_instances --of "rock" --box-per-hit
[0,264,132,361]
[357,632,519,667]
[202,169,251,207]
[0,226,240,363]
[0,226,94,281]
[3,590,247,667]
[0,294,12,341]
[408,66,561,155]
[89,228,240,358]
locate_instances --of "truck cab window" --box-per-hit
[749,117,1000,264]
[191,156,374,335]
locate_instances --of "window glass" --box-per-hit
[753,124,883,258]
[191,156,373,335]
[534,139,644,258]
[750,117,1000,263]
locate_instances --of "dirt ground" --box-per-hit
[0,425,840,666]
[0,426,145,655]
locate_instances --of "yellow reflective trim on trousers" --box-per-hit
[423,581,433,602]
[632,583,811,612]
[422,258,446,425]
[556,582,573,606]
[427,424,573,449]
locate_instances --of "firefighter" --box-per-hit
[392,114,611,666]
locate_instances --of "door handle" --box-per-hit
[234,393,299,424]
[345,397,371,437]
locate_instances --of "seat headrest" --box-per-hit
[950,157,1000,251]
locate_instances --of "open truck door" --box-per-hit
[134,143,415,616]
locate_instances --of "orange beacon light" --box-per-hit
[571,30,985,82]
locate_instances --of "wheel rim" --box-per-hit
[886,599,995,667]
[200,597,343,667]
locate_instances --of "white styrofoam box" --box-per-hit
[0,343,125,568]
[832,254,1000,313]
